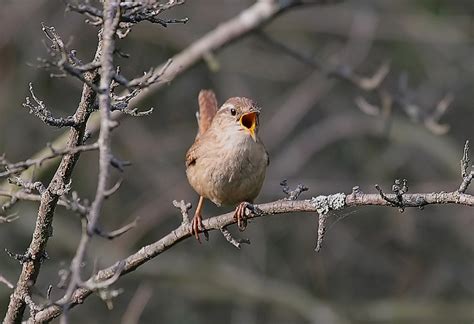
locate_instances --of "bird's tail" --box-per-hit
[196,89,218,138]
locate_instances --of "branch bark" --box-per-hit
[29,188,473,322]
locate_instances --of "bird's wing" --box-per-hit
[196,89,218,138]
[185,137,200,167]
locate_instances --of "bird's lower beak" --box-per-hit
[240,111,258,142]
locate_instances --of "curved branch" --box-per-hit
[30,188,473,322]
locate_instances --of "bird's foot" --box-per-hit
[191,213,208,243]
[234,202,261,231]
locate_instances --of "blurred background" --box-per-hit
[1,0,474,323]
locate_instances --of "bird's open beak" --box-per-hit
[240,111,258,142]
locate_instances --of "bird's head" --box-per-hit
[213,97,260,142]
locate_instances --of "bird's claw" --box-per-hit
[191,214,208,243]
[234,202,259,231]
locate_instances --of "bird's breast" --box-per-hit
[186,132,267,206]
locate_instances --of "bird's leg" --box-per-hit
[234,202,250,231]
[191,196,207,242]
[234,202,262,231]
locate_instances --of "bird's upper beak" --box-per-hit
[240,111,259,142]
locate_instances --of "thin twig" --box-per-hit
[94,218,139,240]
[0,213,20,224]
[23,83,78,128]
[121,284,153,324]
[280,179,309,200]
[0,142,99,178]
[0,274,14,289]
[172,199,192,225]
[220,227,251,249]
[458,140,473,193]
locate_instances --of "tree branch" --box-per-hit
[3,30,101,324]
[30,186,473,322]
[59,1,121,320]
[22,83,78,128]
[0,143,98,178]
[0,188,89,216]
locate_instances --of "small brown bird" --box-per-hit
[186,90,269,241]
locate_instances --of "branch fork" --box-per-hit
[311,193,346,252]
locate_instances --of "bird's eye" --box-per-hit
[230,108,237,116]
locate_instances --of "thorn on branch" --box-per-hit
[173,200,192,225]
[220,227,251,249]
[280,179,308,200]
[93,218,139,240]
[0,213,20,223]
